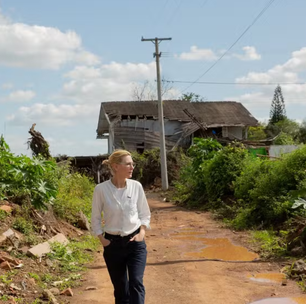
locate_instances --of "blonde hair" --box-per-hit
[102,149,131,168]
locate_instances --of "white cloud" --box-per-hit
[179,46,218,61]
[1,89,36,102]
[74,51,101,66]
[3,133,31,156]
[64,66,102,79]
[62,62,157,103]
[227,47,306,120]
[3,130,108,157]
[47,137,108,156]
[233,46,261,61]
[99,62,156,83]
[6,61,157,127]
[236,47,306,84]
[7,103,99,126]
[0,11,100,69]
[178,45,261,61]
[1,82,14,90]
[0,9,10,25]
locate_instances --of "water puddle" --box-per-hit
[250,297,306,303]
[249,273,286,284]
[171,231,259,261]
[184,238,258,261]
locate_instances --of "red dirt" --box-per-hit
[71,194,304,304]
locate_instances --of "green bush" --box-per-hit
[53,168,95,224]
[174,138,306,229]
[203,144,248,202]
[131,148,186,187]
[273,132,295,145]
[173,138,223,207]
[248,126,267,140]
[0,136,58,209]
[240,146,306,203]
[188,138,222,172]
[234,156,269,200]
[13,216,34,235]
[0,209,8,221]
[233,145,306,227]
[251,230,287,258]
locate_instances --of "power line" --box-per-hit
[181,0,277,93]
[163,80,305,86]
[200,0,209,8]
[165,0,183,27]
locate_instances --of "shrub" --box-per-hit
[13,216,34,235]
[0,136,58,209]
[247,146,306,203]
[131,148,186,187]
[53,168,95,224]
[203,144,248,202]
[174,140,248,207]
[273,132,295,145]
[251,230,287,258]
[234,145,306,227]
[248,126,267,140]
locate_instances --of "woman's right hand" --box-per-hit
[98,235,111,247]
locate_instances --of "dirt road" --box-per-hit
[72,194,304,304]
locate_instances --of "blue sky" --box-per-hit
[0,0,305,156]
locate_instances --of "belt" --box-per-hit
[104,227,140,240]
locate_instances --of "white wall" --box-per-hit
[222,126,243,140]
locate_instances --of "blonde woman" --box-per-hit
[91,149,151,304]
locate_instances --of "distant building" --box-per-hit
[96,100,258,153]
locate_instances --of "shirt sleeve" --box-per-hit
[137,183,151,229]
[91,185,104,236]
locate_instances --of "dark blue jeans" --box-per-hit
[103,230,147,304]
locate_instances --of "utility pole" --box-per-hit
[141,36,171,190]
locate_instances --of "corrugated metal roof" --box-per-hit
[97,100,258,135]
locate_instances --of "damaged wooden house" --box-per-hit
[96,100,258,153]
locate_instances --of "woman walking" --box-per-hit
[91,149,151,304]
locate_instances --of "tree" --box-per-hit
[131,78,173,101]
[180,92,206,102]
[269,85,286,124]
[298,119,306,143]
[247,125,267,140]
[266,118,300,142]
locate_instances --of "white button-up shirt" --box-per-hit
[91,179,151,236]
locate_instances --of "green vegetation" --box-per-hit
[0,135,58,209]
[0,270,18,285]
[249,118,306,145]
[0,137,100,302]
[269,85,286,124]
[174,138,306,258]
[13,216,34,235]
[52,167,95,223]
[251,230,288,258]
[0,136,95,225]
[0,209,8,221]
[47,235,99,273]
[131,148,186,186]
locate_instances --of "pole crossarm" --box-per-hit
[141,37,172,42]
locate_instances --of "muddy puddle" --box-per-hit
[249,273,286,284]
[171,230,259,261]
[250,297,306,303]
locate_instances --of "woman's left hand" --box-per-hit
[130,230,145,242]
